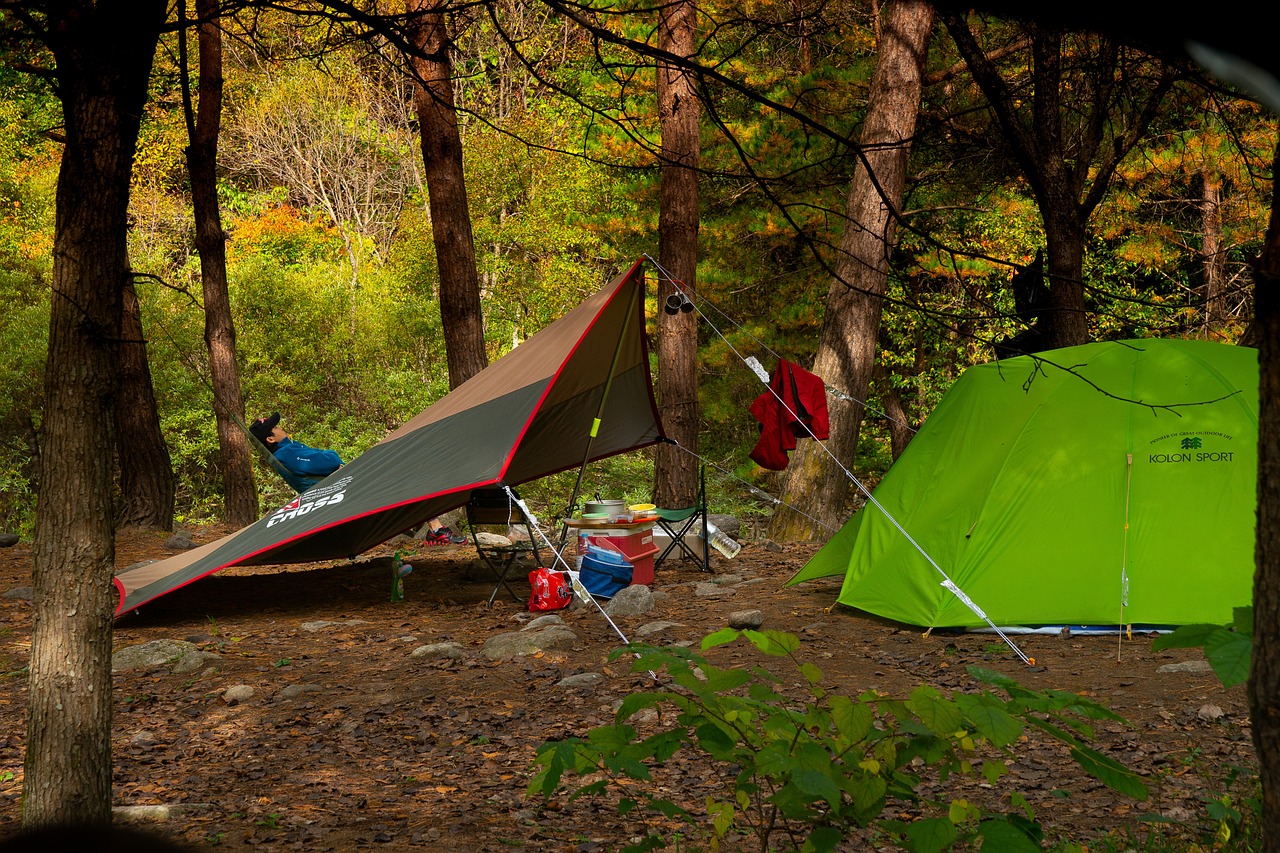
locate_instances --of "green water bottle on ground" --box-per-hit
[391,552,413,602]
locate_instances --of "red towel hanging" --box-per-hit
[748,359,830,470]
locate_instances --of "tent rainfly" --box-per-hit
[115,260,665,617]
[789,338,1258,629]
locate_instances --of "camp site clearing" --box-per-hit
[0,526,1254,850]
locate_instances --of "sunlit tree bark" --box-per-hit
[115,278,175,530]
[24,0,167,826]
[407,0,488,387]
[769,0,934,541]
[1201,167,1230,329]
[654,0,701,509]
[183,0,258,526]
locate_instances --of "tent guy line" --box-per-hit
[664,439,838,538]
[642,255,1033,665]
[1118,452,1134,662]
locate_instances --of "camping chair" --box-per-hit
[654,465,710,572]
[465,487,546,606]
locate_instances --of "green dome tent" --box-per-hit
[789,338,1258,629]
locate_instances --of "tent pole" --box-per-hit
[558,278,643,552]
[1119,453,1134,662]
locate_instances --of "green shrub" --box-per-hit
[530,629,1147,852]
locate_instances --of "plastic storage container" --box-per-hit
[579,547,633,598]
[576,523,659,584]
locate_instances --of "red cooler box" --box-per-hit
[576,522,659,585]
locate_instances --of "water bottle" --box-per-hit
[705,521,741,559]
[391,554,412,602]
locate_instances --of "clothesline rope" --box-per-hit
[648,260,915,435]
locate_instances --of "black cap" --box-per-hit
[250,412,280,446]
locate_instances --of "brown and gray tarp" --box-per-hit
[115,260,665,616]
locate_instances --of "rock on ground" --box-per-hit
[482,625,579,660]
[727,609,765,630]
[411,642,467,660]
[604,585,654,617]
[112,639,217,674]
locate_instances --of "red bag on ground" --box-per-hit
[528,568,573,611]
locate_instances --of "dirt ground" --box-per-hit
[0,525,1257,851]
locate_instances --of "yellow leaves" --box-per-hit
[1113,231,1180,270]
[228,204,340,264]
[948,798,981,825]
[17,230,52,262]
[708,795,736,839]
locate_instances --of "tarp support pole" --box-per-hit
[558,279,642,551]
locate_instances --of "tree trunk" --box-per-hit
[1250,135,1280,853]
[942,17,1171,351]
[1201,167,1229,329]
[25,1,166,827]
[769,0,934,541]
[1041,203,1090,348]
[115,279,175,530]
[654,0,701,509]
[185,0,258,526]
[874,362,914,460]
[407,0,488,388]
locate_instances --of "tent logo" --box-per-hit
[267,477,353,528]
[1147,432,1235,465]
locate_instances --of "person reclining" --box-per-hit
[249,411,343,493]
[249,412,465,544]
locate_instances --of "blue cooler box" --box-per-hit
[580,547,633,598]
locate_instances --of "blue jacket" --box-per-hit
[273,437,343,492]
